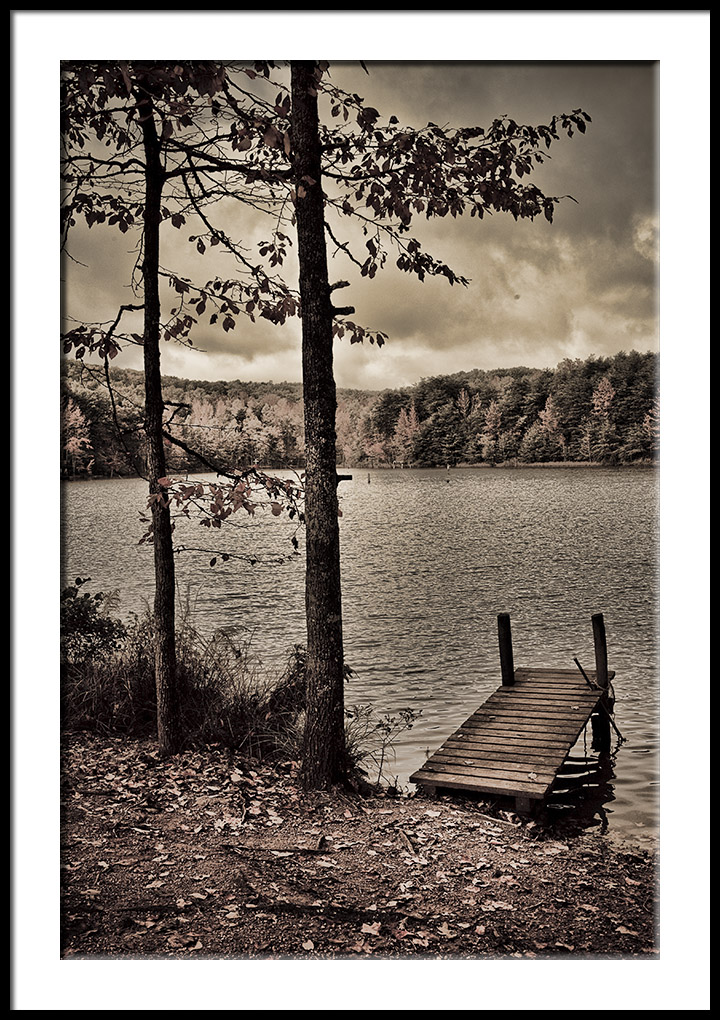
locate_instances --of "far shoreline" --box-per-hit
[61,460,659,482]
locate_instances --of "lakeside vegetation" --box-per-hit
[61,349,658,479]
[61,576,418,794]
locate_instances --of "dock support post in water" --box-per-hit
[498,613,515,687]
[591,613,614,752]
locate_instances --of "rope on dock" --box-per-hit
[573,657,626,744]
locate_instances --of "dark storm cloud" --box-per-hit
[326,60,660,385]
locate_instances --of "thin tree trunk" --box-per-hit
[137,83,180,755]
[291,62,348,788]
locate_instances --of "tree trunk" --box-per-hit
[137,84,181,755]
[291,62,348,789]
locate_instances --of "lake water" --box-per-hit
[62,466,659,847]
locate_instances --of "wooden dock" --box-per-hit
[410,614,616,813]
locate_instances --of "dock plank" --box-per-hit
[452,732,574,750]
[438,744,563,767]
[464,711,582,726]
[409,771,551,800]
[418,760,555,787]
[427,757,557,782]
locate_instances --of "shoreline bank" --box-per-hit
[61,732,658,960]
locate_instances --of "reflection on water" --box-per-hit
[549,749,620,832]
[62,466,659,847]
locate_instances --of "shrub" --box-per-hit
[61,582,419,785]
[345,705,421,788]
[61,577,127,664]
[61,581,308,757]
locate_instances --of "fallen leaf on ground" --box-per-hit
[167,933,202,950]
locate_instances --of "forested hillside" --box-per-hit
[61,350,658,478]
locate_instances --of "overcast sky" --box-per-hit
[62,57,659,392]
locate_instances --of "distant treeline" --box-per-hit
[61,350,658,478]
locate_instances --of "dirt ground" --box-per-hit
[61,732,658,960]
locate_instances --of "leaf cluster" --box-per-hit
[61,577,128,664]
[62,60,591,366]
[138,468,305,557]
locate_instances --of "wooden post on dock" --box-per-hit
[592,613,609,690]
[498,613,515,686]
[591,613,613,752]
